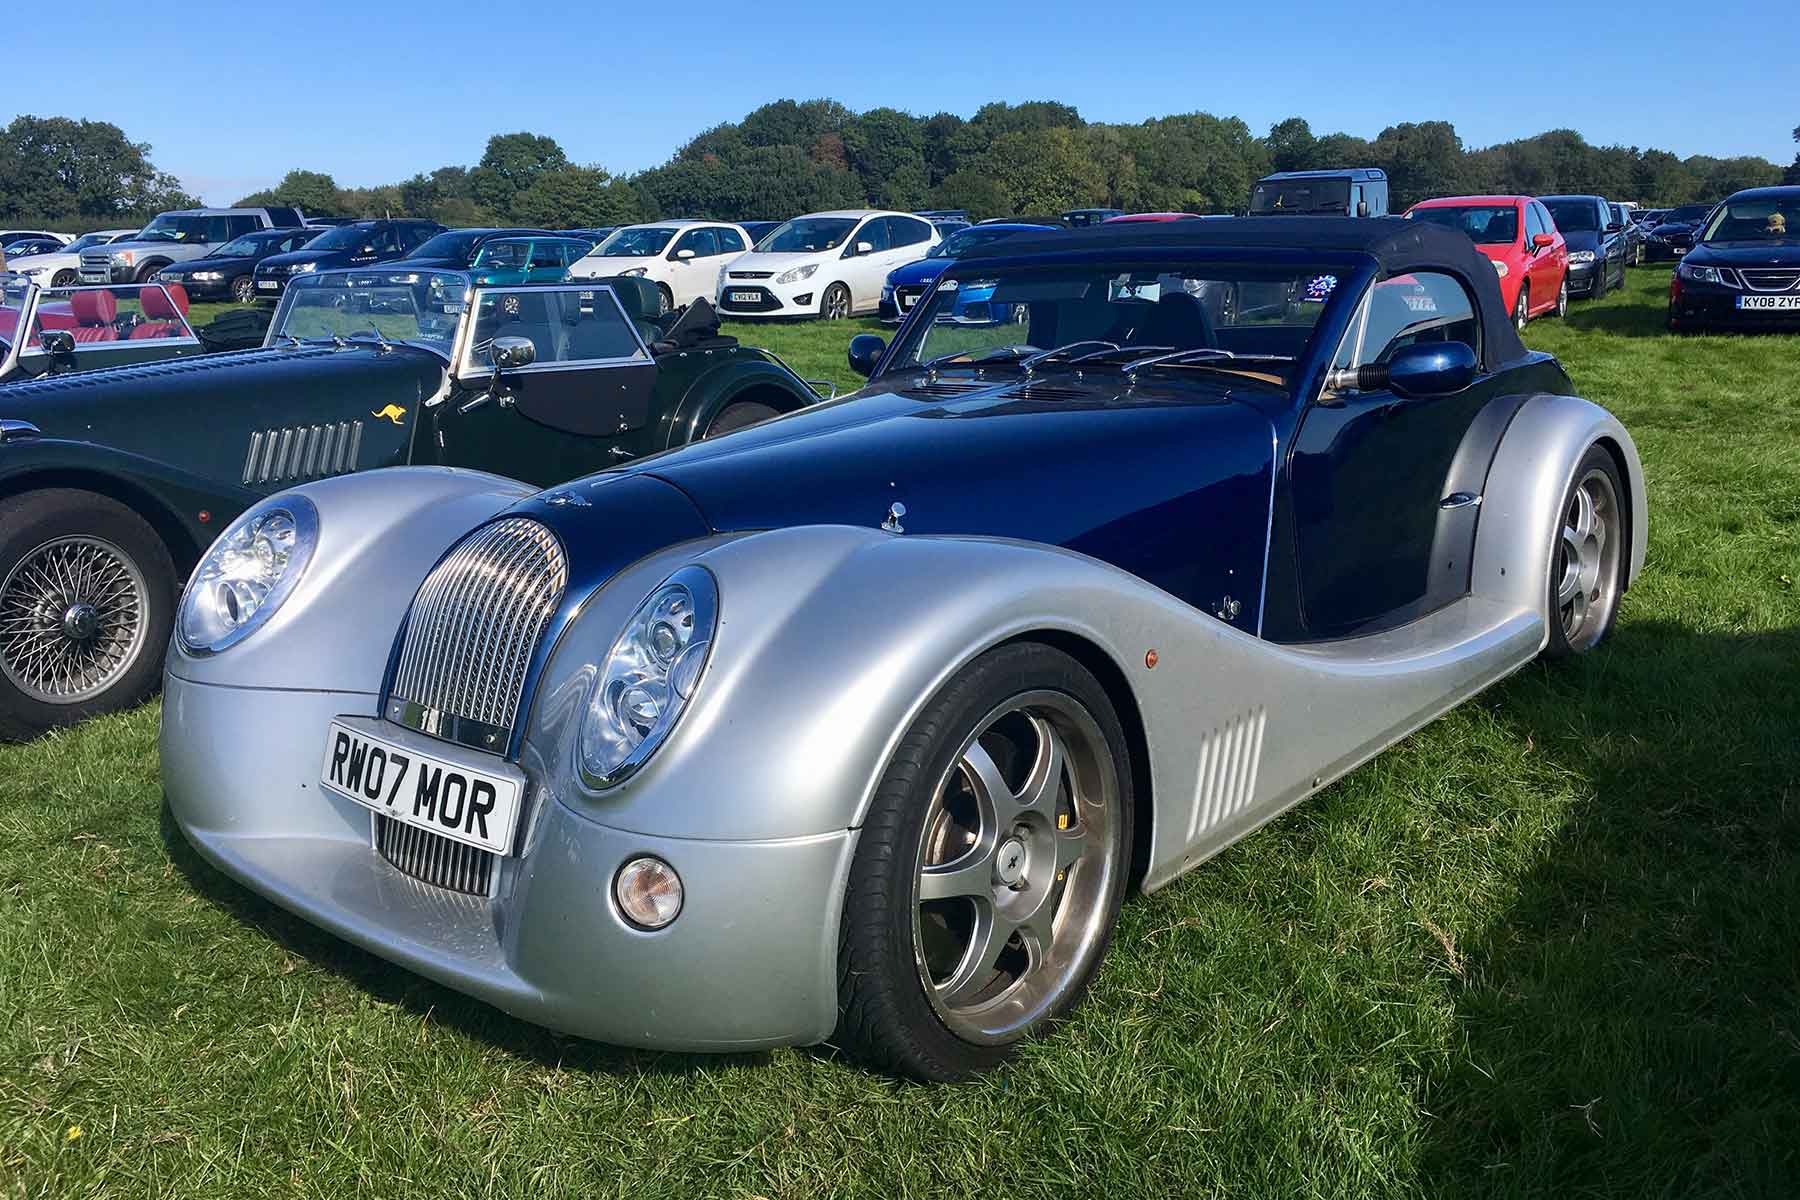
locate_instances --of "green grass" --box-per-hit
[4,267,1797,1197]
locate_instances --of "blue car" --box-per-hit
[879,222,1060,320]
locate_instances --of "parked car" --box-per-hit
[737,221,780,244]
[1538,196,1628,298]
[80,207,306,284]
[397,228,551,271]
[1103,213,1204,223]
[1251,169,1389,217]
[0,278,200,385]
[1,234,68,259]
[715,210,939,319]
[1668,186,1800,333]
[879,221,1060,320]
[158,217,1643,1080]
[1633,208,1667,229]
[914,209,971,222]
[931,219,972,239]
[251,219,444,301]
[568,221,756,312]
[1611,203,1647,266]
[1644,204,1714,261]
[0,268,827,737]
[1060,207,1125,227]
[1406,195,1569,328]
[4,230,135,288]
[467,235,593,286]
[154,227,325,303]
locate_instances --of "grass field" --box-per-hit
[3,266,1797,1197]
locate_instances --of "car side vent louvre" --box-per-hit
[242,420,364,485]
[901,381,989,399]
[1186,708,1267,842]
[1006,383,1091,403]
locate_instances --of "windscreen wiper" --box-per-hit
[921,345,1033,370]
[1065,344,1173,366]
[1021,340,1118,373]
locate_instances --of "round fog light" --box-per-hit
[614,856,683,929]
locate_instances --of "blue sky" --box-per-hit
[30,0,1798,205]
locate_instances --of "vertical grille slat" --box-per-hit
[390,517,567,739]
[242,431,265,484]
[375,815,494,896]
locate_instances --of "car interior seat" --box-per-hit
[595,275,669,346]
[69,289,119,343]
[1132,291,1216,350]
[130,285,191,339]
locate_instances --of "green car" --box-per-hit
[467,236,593,286]
[0,266,829,739]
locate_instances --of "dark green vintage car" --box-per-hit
[1,277,205,384]
[0,266,827,738]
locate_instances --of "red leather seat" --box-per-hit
[69,290,119,344]
[130,285,191,340]
[33,304,77,332]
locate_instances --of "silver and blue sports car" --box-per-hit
[163,218,1646,1080]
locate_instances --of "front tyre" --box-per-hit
[231,275,255,304]
[834,642,1133,1080]
[655,283,674,316]
[1555,278,1569,319]
[702,400,780,438]
[0,489,178,740]
[1543,447,1626,658]
[821,283,852,321]
[1513,283,1530,332]
[51,269,77,288]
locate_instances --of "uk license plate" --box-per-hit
[901,294,916,309]
[319,720,525,855]
[257,280,280,290]
[1737,295,1800,310]
[727,290,760,304]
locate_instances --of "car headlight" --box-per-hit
[20,267,46,276]
[775,263,818,285]
[1490,260,1508,277]
[1568,250,1595,265]
[1678,262,1737,287]
[621,266,648,277]
[111,250,134,265]
[882,283,895,299]
[177,496,319,655]
[290,262,317,274]
[191,271,221,282]
[578,565,717,789]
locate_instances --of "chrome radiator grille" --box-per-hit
[1740,268,1800,293]
[375,816,494,896]
[389,518,567,748]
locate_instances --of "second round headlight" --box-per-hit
[578,565,718,788]
[177,494,319,655]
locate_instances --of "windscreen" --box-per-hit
[1543,199,1600,232]
[1409,205,1519,245]
[1251,177,1351,214]
[1701,194,1799,243]
[755,217,858,253]
[272,269,467,356]
[594,227,676,257]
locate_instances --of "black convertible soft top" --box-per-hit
[969,217,1527,366]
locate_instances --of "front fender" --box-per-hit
[662,354,817,448]
[166,466,536,694]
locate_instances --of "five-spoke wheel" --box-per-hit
[1546,448,1625,656]
[836,642,1131,1079]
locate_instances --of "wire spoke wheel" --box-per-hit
[911,689,1120,1046]
[0,535,149,705]
[1553,467,1622,652]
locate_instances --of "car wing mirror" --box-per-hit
[490,335,536,371]
[847,333,886,378]
[674,248,696,260]
[1327,341,1476,399]
[1532,233,1555,249]
[1604,223,1623,234]
[39,329,76,360]
[856,241,874,256]
[1356,200,1370,218]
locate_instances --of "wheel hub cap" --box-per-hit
[0,535,149,705]
[994,835,1028,887]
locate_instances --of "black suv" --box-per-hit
[251,219,443,301]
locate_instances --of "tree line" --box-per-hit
[4,105,1797,232]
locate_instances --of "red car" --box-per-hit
[1405,195,1568,329]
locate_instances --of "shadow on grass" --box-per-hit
[157,802,776,1079]
[1418,621,1800,1194]
[1558,299,1672,340]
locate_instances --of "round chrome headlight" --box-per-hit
[177,496,319,655]
[578,565,717,788]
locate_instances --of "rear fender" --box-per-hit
[661,355,818,448]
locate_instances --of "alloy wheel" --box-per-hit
[1553,467,1623,652]
[1515,286,1530,332]
[232,276,254,304]
[824,286,851,320]
[911,689,1120,1045]
[0,536,149,705]
[1556,280,1569,318]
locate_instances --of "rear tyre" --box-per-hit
[1513,284,1530,332]
[1543,447,1626,658]
[655,283,674,316]
[231,275,255,304]
[702,400,781,438]
[833,642,1133,1080]
[821,283,852,321]
[0,489,178,741]
[1589,264,1607,301]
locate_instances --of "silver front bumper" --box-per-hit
[162,673,854,1051]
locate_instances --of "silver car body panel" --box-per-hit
[163,395,1645,1047]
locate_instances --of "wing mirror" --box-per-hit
[1386,341,1477,398]
[1532,233,1555,249]
[490,335,536,370]
[847,333,886,378]
[1604,222,1623,234]
[675,248,696,260]
[1356,200,1370,218]
[38,329,75,357]
[856,241,874,256]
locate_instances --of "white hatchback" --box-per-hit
[715,210,939,320]
[567,220,754,313]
